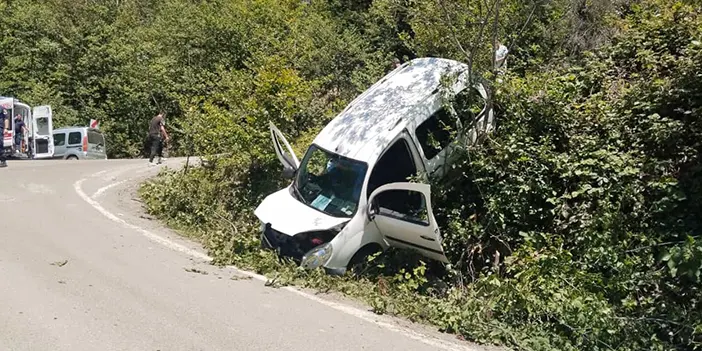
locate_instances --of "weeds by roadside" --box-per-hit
[139,175,516,349]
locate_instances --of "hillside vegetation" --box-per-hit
[3,0,701,350]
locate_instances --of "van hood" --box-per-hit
[254,186,350,236]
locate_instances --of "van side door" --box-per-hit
[363,133,448,263]
[367,182,448,263]
[53,132,67,158]
[269,121,300,177]
[66,130,83,157]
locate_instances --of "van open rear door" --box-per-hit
[32,105,54,159]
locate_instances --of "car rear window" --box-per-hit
[87,130,104,145]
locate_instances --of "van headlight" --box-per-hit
[301,242,333,270]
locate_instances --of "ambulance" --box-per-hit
[0,96,54,159]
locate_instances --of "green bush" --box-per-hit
[429,2,702,349]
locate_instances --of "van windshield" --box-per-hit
[293,145,368,218]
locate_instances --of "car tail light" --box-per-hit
[82,135,88,151]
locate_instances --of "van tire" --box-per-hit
[66,155,78,160]
[346,244,383,276]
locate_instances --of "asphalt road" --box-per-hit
[0,158,494,351]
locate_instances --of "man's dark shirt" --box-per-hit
[14,119,24,134]
[149,115,164,138]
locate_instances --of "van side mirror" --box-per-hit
[367,200,379,221]
[282,167,296,179]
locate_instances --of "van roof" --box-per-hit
[312,57,469,163]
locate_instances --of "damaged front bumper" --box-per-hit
[259,223,343,273]
[260,223,305,261]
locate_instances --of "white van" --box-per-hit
[254,57,495,275]
[1,97,54,159]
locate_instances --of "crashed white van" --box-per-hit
[254,57,495,275]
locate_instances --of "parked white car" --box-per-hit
[254,57,495,275]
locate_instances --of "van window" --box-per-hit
[54,133,66,146]
[367,138,418,198]
[87,130,104,145]
[415,107,455,160]
[36,117,50,135]
[453,87,486,128]
[367,138,420,213]
[68,131,82,145]
[375,189,429,226]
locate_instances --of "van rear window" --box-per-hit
[88,130,104,145]
[415,108,454,160]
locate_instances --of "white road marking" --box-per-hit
[93,180,127,198]
[100,164,148,181]
[0,194,15,202]
[74,178,211,262]
[74,170,481,351]
[21,183,55,194]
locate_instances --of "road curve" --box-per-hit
[0,158,492,351]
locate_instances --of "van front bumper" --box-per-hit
[260,223,305,262]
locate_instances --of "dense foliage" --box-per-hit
[3,0,700,350]
[0,0,391,157]
[432,2,702,348]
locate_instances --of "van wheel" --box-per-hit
[346,244,383,277]
[66,155,78,160]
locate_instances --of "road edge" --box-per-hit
[74,164,501,351]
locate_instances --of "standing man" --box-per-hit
[0,107,8,168]
[148,112,169,165]
[494,42,509,83]
[14,114,27,154]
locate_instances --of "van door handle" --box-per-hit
[420,235,435,242]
